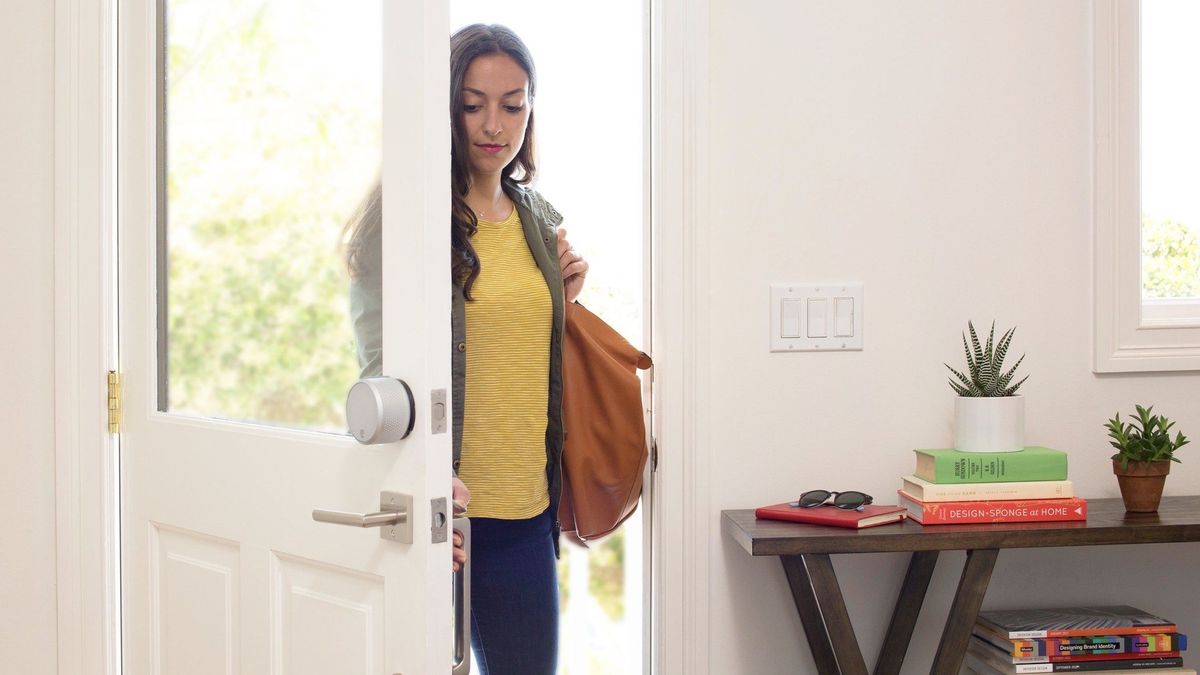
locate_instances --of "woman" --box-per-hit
[345,23,587,675]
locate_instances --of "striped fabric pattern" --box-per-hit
[458,206,552,519]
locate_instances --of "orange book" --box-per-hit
[898,491,1086,525]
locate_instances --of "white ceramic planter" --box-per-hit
[954,395,1025,453]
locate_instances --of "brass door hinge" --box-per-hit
[107,371,121,434]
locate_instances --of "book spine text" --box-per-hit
[910,498,1086,525]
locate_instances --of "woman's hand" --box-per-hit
[452,530,467,573]
[452,476,470,572]
[557,226,589,303]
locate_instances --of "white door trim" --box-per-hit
[650,0,711,673]
[56,0,712,672]
[54,0,120,673]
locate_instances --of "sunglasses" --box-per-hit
[789,490,874,511]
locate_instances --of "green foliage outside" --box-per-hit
[168,214,359,429]
[588,529,625,621]
[1143,215,1200,299]
[166,0,378,430]
[557,529,627,622]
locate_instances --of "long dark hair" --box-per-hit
[342,178,381,280]
[450,24,538,298]
[343,24,538,301]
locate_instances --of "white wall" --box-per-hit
[0,1,58,673]
[707,2,1200,673]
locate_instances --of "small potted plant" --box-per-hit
[944,320,1029,453]
[1105,405,1189,512]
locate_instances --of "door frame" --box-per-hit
[648,0,713,673]
[53,0,712,672]
[53,0,120,672]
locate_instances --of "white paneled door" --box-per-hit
[118,0,454,673]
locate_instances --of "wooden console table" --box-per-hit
[722,496,1200,675]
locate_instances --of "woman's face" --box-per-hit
[460,53,532,179]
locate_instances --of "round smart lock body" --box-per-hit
[346,377,415,444]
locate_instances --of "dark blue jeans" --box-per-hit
[469,509,559,675]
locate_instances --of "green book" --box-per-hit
[913,447,1068,484]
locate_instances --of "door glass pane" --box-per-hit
[160,0,382,431]
[1141,0,1200,301]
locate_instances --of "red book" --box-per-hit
[754,502,907,529]
[898,491,1087,525]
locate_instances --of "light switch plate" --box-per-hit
[770,283,864,352]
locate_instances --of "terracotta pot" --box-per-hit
[1112,459,1172,513]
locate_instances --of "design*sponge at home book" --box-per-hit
[896,492,1087,525]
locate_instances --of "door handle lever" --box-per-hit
[312,491,413,543]
[311,509,405,528]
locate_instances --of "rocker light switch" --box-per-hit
[834,297,854,337]
[807,299,827,337]
[781,299,801,338]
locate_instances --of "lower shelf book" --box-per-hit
[967,606,1189,674]
[965,636,1188,673]
[973,624,1186,658]
[976,606,1177,639]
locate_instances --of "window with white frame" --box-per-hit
[1140,1,1200,320]
[1093,0,1200,372]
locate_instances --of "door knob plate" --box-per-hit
[378,491,413,543]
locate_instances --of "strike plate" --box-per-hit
[431,389,448,434]
[431,497,449,543]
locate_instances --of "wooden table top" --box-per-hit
[722,496,1200,556]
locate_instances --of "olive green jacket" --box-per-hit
[349,182,566,554]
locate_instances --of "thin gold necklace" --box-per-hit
[474,194,508,221]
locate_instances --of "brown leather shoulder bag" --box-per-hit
[558,301,653,546]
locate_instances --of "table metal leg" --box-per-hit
[781,553,869,675]
[873,550,939,675]
[929,548,999,675]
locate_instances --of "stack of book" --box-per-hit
[964,605,1191,674]
[896,446,1087,525]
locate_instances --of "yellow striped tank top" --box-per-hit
[457,206,552,519]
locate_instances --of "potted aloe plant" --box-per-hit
[1106,405,1189,512]
[944,320,1029,453]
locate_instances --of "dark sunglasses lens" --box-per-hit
[798,490,830,507]
[833,491,872,509]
